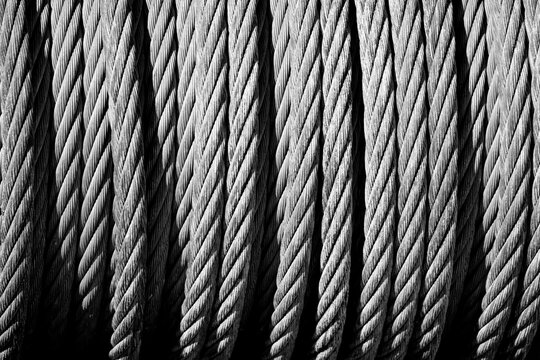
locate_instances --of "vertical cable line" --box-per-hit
[162,0,195,352]
[27,0,51,339]
[458,0,501,336]
[102,0,148,357]
[346,0,396,359]
[43,0,83,348]
[178,0,227,357]
[474,0,531,358]
[501,0,540,358]
[253,0,291,347]
[241,0,270,328]
[312,0,352,358]
[75,0,111,349]
[265,0,321,357]
[0,0,2,200]
[409,0,457,359]
[0,0,34,356]
[379,0,427,358]
[447,0,487,324]
[202,0,259,356]
[143,0,176,339]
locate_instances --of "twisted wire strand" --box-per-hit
[378,0,427,358]
[501,1,540,358]
[27,0,51,336]
[311,0,352,358]
[225,2,271,353]
[178,0,227,357]
[201,0,259,356]
[74,0,112,349]
[0,0,2,190]
[0,0,536,358]
[162,0,196,349]
[447,0,487,324]
[143,0,176,337]
[345,1,396,359]
[42,0,83,346]
[102,0,148,357]
[409,0,457,359]
[474,0,531,358]
[339,5,363,355]
[0,0,33,356]
[242,0,271,328]
[253,0,291,343]
[265,0,320,357]
[458,0,501,328]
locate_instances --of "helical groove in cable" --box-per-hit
[344,1,396,359]
[408,1,457,359]
[378,0,427,359]
[474,1,531,358]
[0,0,540,359]
[0,0,34,357]
[103,0,148,357]
[178,0,227,358]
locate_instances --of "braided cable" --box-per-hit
[162,0,196,348]
[265,0,321,357]
[0,0,2,189]
[474,0,531,357]
[409,0,457,359]
[311,0,352,358]
[346,1,396,359]
[0,0,536,358]
[27,0,51,335]
[459,0,501,327]
[143,0,176,336]
[178,0,227,356]
[379,0,427,358]
[447,0,487,324]
[201,0,259,356]
[501,1,540,358]
[253,0,291,342]
[74,0,111,348]
[0,0,33,356]
[242,0,271,327]
[226,4,271,352]
[339,7,362,355]
[42,0,83,346]
[102,0,148,357]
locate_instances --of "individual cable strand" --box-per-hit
[226,1,271,355]
[500,0,540,358]
[177,0,227,357]
[42,0,83,347]
[458,0,501,331]
[102,0,148,357]
[253,0,291,345]
[0,0,34,357]
[345,0,396,359]
[339,6,362,355]
[408,0,457,359]
[474,0,532,358]
[0,0,2,186]
[265,0,321,357]
[162,0,196,351]
[310,0,352,358]
[143,0,176,338]
[201,0,259,356]
[378,0,427,359]
[447,0,487,324]
[75,0,111,350]
[242,0,271,327]
[26,0,51,336]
